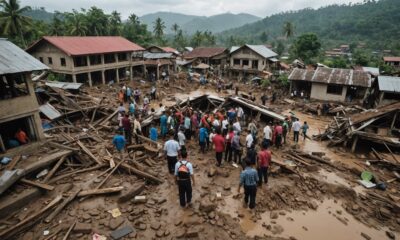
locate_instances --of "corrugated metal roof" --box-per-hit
[143,52,173,59]
[0,39,49,74]
[378,76,400,93]
[39,102,62,120]
[289,67,371,87]
[383,56,400,62]
[246,45,278,59]
[162,47,179,54]
[45,81,83,90]
[27,36,144,56]
[183,47,226,59]
[362,67,380,76]
[230,46,240,53]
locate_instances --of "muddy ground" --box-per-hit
[6,78,400,240]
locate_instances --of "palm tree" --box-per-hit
[109,10,122,35]
[66,11,87,36]
[49,12,65,36]
[171,23,179,34]
[0,0,32,47]
[153,17,165,42]
[283,21,294,39]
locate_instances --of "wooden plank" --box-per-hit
[94,109,118,127]
[120,163,164,184]
[48,164,106,184]
[90,98,105,124]
[77,187,124,197]
[118,183,146,203]
[76,140,102,165]
[126,144,145,150]
[24,150,72,175]
[383,142,400,163]
[48,142,79,151]
[44,188,81,223]
[43,155,67,183]
[6,155,21,170]
[20,178,55,191]
[0,195,63,239]
[62,220,77,240]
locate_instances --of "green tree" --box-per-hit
[85,7,109,35]
[276,41,285,56]
[109,10,122,35]
[122,13,152,46]
[171,23,179,35]
[331,57,348,68]
[291,33,321,64]
[203,30,215,46]
[153,17,166,45]
[191,30,203,48]
[49,12,65,36]
[174,29,186,50]
[0,0,32,47]
[353,50,370,66]
[283,21,294,39]
[259,31,268,43]
[65,10,88,36]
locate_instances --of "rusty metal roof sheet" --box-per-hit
[0,39,49,74]
[288,67,371,87]
[27,36,145,56]
[183,47,226,59]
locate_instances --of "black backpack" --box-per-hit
[178,161,190,179]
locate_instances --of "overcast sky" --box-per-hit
[21,0,365,19]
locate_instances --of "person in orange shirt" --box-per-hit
[15,128,29,144]
[117,90,124,103]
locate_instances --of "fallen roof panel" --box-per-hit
[378,76,400,93]
[39,103,62,120]
[227,96,285,121]
[45,81,83,90]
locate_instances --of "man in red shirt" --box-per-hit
[224,127,235,162]
[121,113,132,144]
[274,122,283,149]
[15,128,29,144]
[257,143,271,186]
[212,128,225,167]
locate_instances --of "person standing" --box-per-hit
[175,150,195,208]
[133,116,142,144]
[164,132,181,174]
[129,101,135,116]
[233,118,241,134]
[112,130,126,159]
[121,113,132,145]
[301,121,309,141]
[282,118,289,144]
[263,123,272,148]
[126,86,132,102]
[292,118,301,143]
[160,112,168,139]
[183,114,191,140]
[149,123,158,142]
[221,116,229,136]
[245,129,254,152]
[224,127,234,162]
[274,122,283,149]
[248,120,258,144]
[261,93,268,106]
[257,143,271,186]
[212,128,225,167]
[245,143,257,169]
[199,126,208,154]
[232,131,242,164]
[177,126,186,151]
[238,160,259,209]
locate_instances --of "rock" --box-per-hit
[238,213,244,218]
[302,226,308,231]
[208,211,216,219]
[223,185,231,191]
[174,220,182,226]
[360,232,371,240]
[336,210,342,215]
[386,231,395,239]
[89,209,100,216]
[308,201,318,210]
[109,218,124,230]
[186,229,199,238]
[208,167,217,177]
[183,216,201,227]
[137,224,147,230]
[279,211,286,216]
[352,204,360,211]
[73,223,92,234]
[164,229,170,236]
[156,230,164,237]
[176,229,186,238]
[82,213,91,220]
[150,222,161,230]
[199,199,217,213]
[270,212,278,219]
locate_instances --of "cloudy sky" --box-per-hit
[21,0,365,18]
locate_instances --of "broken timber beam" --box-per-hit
[76,140,102,165]
[43,155,67,183]
[44,188,81,223]
[118,183,145,203]
[120,163,163,184]
[77,187,124,197]
[20,178,55,191]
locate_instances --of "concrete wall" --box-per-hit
[230,50,266,71]
[0,73,44,141]
[31,43,74,72]
[310,83,347,102]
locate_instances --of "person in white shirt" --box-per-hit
[133,116,142,144]
[245,129,254,150]
[233,119,241,134]
[212,118,220,129]
[292,118,302,143]
[263,123,272,147]
[222,117,229,136]
[236,107,244,120]
[178,127,186,150]
[164,133,181,174]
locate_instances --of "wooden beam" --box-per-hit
[6,155,21,170]
[44,188,81,223]
[120,162,163,184]
[48,164,106,184]
[76,140,102,165]
[43,155,67,183]
[77,187,124,197]
[48,142,79,151]
[118,184,145,203]
[0,195,63,239]
[20,178,55,191]
[62,220,76,240]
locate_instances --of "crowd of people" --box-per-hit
[111,84,311,209]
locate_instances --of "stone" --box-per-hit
[164,229,170,236]
[73,223,92,234]
[110,226,134,240]
[156,230,164,237]
[223,185,231,191]
[199,200,217,213]
[309,201,318,210]
[82,213,91,220]
[352,204,360,211]
[270,212,278,219]
[360,232,371,240]
[208,167,217,177]
[150,222,161,230]
[137,224,147,231]
[386,231,395,239]
[238,213,244,218]
[302,226,308,231]
[133,196,147,204]
[208,211,216,219]
[174,220,182,226]
[183,216,201,227]
[336,210,342,215]
[186,229,199,238]
[109,218,124,230]
[176,229,186,238]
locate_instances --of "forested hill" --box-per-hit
[140,12,260,34]
[23,7,54,22]
[219,0,400,49]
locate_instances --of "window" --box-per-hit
[39,57,43,63]
[104,54,116,64]
[242,60,249,66]
[74,56,88,67]
[326,85,343,95]
[0,74,29,100]
[233,59,240,65]
[48,57,53,64]
[118,53,128,62]
[252,60,259,69]
[0,115,37,152]
[60,58,66,66]
[89,55,102,65]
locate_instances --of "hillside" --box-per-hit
[23,7,54,23]
[140,12,260,34]
[182,13,260,34]
[219,0,400,49]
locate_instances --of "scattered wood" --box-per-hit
[76,140,102,165]
[118,183,146,203]
[20,178,55,191]
[62,220,77,240]
[48,164,106,184]
[77,186,124,197]
[44,188,81,223]
[6,155,21,170]
[43,155,67,183]
[120,162,163,184]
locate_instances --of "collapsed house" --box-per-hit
[26,36,145,86]
[183,47,228,76]
[144,46,177,79]
[0,39,49,153]
[314,101,400,152]
[369,75,400,107]
[288,67,372,103]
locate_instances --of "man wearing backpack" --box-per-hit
[257,143,272,186]
[175,150,195,208]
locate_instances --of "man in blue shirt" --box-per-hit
[174,150,195,207]
[238,160,259,209]
[149,123,158,142]
[112,130,126,159]
[160,112,168,139]
[184,114,191,140]
[198,126,208,154]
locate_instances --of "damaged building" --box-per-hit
[26,36,145,86]
[0,39,49,153]
[369,75,400,107]
[288,67,372,103]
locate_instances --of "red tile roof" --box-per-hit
[162,47,178,53]
[184,47,226,59]
[28,36,144,56]
[384,56,400,62]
